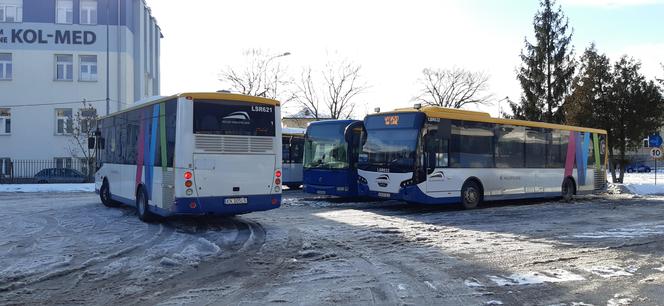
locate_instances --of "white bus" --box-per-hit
[282,127,305,189]
[357,106,608,209]
[93,92,283,221]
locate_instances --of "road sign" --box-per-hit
[651,148,663,159]
[649,134,663,148]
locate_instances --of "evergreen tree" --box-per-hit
[608,57,664,183]
[565,43,613,132]
[510,0,575,123]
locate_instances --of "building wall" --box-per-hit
[0,0,161,162]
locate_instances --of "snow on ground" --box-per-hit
[0,183,94,193]
[618,171,664,195]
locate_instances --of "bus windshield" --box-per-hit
[359,128,419,173]
[304,123,349,169]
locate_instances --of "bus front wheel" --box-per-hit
[136,187,157,222]
[100,180,119,207]
[562,178,576,202]
[461,181,481,210]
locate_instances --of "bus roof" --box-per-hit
[282,127,306,136]
[307,119,360,127]
[99,92,280,120]
[378,106,607,134]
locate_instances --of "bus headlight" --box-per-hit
[358,176,367,184]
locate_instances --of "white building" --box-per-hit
[0,0,162,174]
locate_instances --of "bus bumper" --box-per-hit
[359,184,461,205]
[304,184,357,197]
[168,194,281,216]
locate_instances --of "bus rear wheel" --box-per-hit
[562,178,576,202]
[100,180,119,207]
[461,181,481,210]
[136,187,157,222]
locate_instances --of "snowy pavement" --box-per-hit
[2,190,664,305]
[619,171,664,195]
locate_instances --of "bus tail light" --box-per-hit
[275,170,282,178]
[275,178,281,185]
[184,171,193,180]
[185,180,193,188]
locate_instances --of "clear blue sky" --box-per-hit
[149,0,663,118]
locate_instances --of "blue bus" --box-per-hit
[303,120,363,197]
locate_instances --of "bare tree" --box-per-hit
[415,67,492,108]
[293,67,322,119]
[67,101,98,180]
[293,60,368,119]
[218,49,293,103]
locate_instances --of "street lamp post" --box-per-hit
[261,52,291,98]
[497,96,510,118]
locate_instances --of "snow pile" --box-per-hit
[488,269,584,286]
[572,223,664,239]
[0,183,95,193]
[583,266,634,278]
[619,172,664,195]
[607,294,633,306]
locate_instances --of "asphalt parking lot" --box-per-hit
[1,190,664,305]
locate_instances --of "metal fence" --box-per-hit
[0,159,95,184]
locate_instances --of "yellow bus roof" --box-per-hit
[385,106,607,134]
[99,92,280,120]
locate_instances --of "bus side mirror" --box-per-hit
[88,137,96,149]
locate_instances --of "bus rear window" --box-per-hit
[193,100,276,136]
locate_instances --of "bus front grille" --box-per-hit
[195,135,274,153]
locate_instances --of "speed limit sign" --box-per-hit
[651,148,663,159]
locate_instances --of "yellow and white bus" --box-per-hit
[357,106,607,209]
[94,92,283,221]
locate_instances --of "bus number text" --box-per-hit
[384,115,399,126]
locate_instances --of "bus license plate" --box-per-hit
[317,190,326,195]
[378,192,391,198]
[225,197,248,205]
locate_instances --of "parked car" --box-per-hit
[34,168,87,183]
[626,163,651,173]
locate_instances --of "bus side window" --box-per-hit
[424,130,449,173]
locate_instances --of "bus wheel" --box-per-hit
[136,187,156,222]
[461,181,481,210]
[100,180,118,207]
[562,178,576,202]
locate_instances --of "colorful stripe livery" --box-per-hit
[134,104,169,200]
[135,111,146,189]
[565,131,576,177]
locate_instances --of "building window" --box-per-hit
[79,55,97,81]
[80,0,97,25]
[0,108,10,134]
[55,54,73,81]
[0,0,23,23]
[55,108,73,135]
[56,0,73,24]
[0,53,11,80]
[54,157,73,169]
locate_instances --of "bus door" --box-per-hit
[424,120,450,193]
